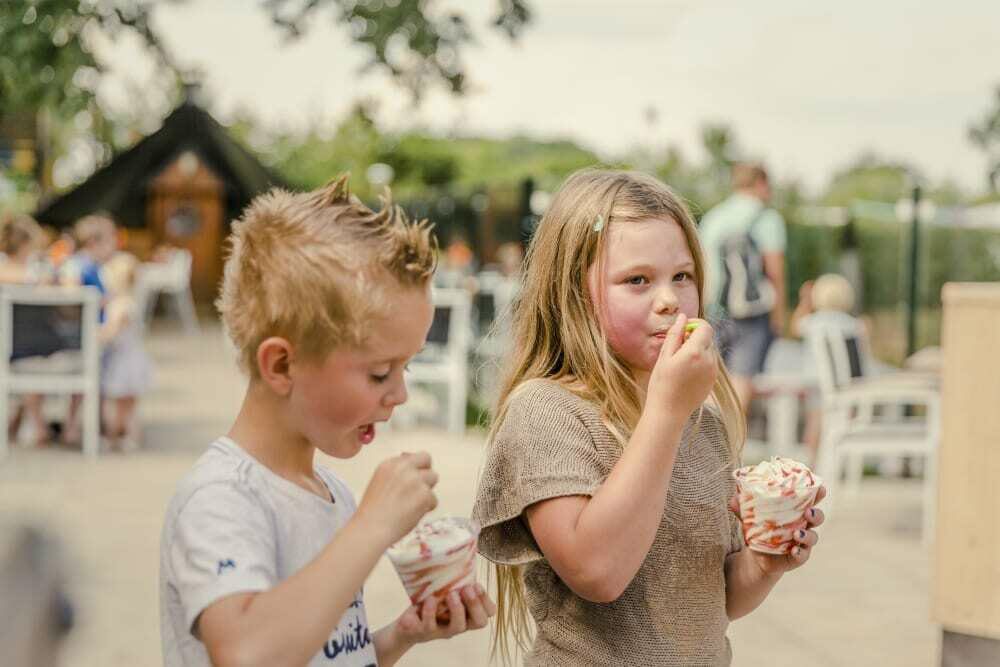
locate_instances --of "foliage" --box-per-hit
[263,0,532,100]
[969,84,1000,193]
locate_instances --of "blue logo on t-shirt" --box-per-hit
[217,559,236,574]
[322,619,372,660]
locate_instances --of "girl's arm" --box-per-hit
[525,317,718,603]
[525,407,687,602]
[723,549,782,619]
[725,494,826,619]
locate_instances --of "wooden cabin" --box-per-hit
[34,100,285,301]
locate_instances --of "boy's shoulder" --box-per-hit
[165,439,265,521]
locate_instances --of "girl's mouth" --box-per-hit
[359,423,375,444]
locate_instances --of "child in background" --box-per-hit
[473,169,825,666]
[0,214,48,284]
[790,272,861,462]
[159,175,494,667]
[1,215,51,445]
[99,252,153,452]
[60,213,119,445]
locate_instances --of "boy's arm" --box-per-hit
[198,515,392,667]
[192,452,438,667]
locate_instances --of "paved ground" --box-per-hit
[0,322,941,666]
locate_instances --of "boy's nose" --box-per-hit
[384,378,408,408]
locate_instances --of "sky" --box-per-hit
[97,0,1000,195]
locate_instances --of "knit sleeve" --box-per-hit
[472,381,608,566]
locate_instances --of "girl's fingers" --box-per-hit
[814,486,828,505]
[663,313,687,356]
[445,590,466,635]
[728,495,740,515]
[806,507,825,527]
[794,528,819,548]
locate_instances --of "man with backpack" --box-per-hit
[699,162,787,414]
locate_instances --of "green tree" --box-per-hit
[820,154,914,206]
[968,84,1000,193]
[266,0,532,100]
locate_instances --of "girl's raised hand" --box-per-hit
[647,313,718,421]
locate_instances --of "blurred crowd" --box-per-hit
[1,213,158,452]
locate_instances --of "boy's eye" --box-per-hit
[370,373,389,383]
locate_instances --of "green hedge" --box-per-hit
[785,217,1000,311]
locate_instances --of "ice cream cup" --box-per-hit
[733,457,823,555]
[386,516,480,621]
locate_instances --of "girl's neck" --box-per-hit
[228,383,318,489]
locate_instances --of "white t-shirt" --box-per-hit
[159,437,379,667]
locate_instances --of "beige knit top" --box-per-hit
[473,379,743,666]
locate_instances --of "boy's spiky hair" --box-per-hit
[217,174,438,376]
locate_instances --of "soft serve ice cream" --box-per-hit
[733,457,823,555]
[386,517,479,620]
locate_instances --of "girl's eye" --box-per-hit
[673,272,692,282]
[370,373,389,383]
[626,275,648,286]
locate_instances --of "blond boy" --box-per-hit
[159,176,494,667]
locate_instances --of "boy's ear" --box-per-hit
[256,337,294,395]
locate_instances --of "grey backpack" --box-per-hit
[717,209,775,319]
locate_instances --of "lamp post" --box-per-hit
[906,184,921,359]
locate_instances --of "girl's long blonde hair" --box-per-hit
[486,168,746,663]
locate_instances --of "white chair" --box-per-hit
[805,314,940,541]
[0,285,102,459]
[137,249,199,334]
[397,288,472,434]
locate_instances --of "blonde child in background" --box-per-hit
[99,252,153,452]
[1,215,52,445]
[59,213,119,445]
[790,272,862,463]
[160,175,495,667]
[472,169,826,666]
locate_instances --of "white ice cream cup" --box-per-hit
[733,457,823,555]
[386,517,480,620]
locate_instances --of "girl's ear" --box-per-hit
[257,337,295,396]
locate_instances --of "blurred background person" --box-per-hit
[98,252,153,452]
[700,162,787,415]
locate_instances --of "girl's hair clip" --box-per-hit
[593,214,605,232]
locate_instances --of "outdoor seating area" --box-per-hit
[0,320,944,667]
[5,2,1000,664]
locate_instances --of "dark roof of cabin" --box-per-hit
[34,100,287,229]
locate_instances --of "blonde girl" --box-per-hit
[472,169,825,666]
